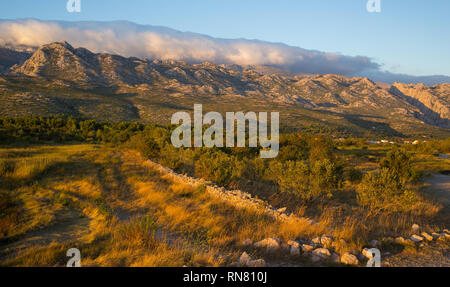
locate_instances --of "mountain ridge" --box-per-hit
[0,41,449,136]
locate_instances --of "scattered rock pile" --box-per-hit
[146,159,314,224]
[230,252,266,267]
[146,161,449,266]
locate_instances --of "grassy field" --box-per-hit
[0,143,448,266]
[0,144,326,266]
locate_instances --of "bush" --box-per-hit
[270,161,311,200]
[128,134,160,159]
[356,149,420,209]
[195,150,242,185]
[310,159,344,197]
[356,168,418,209]
[380,148,418,183]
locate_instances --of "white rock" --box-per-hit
[412,224,420,232]
[340,252,359,265]
[431,232,441,239]
[287,240,300,248]
[321,235,333,247]
[247,259,266,267]
[441,233,450,239]
[421,232,434,241]
[277,207,287,213]
[311,237,321,245]
[301,244,314,253]
[410,235,424,242]
[239,252,251,265]
[254,238,280,252]
[312,248,331,258]
[395,237,405,244]
[242,238,253,246]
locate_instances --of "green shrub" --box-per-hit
[310,159,345,197]
[270,161,311,200]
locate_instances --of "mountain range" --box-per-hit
[0,41,449,138]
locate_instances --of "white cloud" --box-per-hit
[0,19,381,76]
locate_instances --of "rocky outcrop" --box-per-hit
[390,83,450,128]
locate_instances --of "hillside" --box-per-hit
[0,41,449,138]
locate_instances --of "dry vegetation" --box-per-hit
[0,142,448,266]
[0,145,325,266]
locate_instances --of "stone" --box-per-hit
[301,244,315,253]
[412,224,420,232]
[340,252,359,265]
[395,237,405,244]
[254,238,280,252]
[239,252,251,265]
[247,259,266,267]
[410,235,424,242]
[321,235,333,247]
[431,232,441,239]
[311,237,321,245]
[242,238,253,246]
[312,248,331,259]
[290,246,301,256]
[287,240,300,248]
[287,240,300,255]
[362,248,375,259]
[331,253,340,263]
[441,233,450,239]
[311,254,322,262]
[421,232,434,241]
[281,243,291,252]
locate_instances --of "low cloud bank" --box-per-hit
[0,19,448,84]
[0,19,379,76]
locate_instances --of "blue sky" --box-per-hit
[1,0,449,76]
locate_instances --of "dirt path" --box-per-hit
[424,173,450,207]
[0,210,91,261]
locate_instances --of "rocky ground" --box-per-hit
[147,159,450,267]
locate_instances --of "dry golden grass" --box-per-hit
[0,144,447,266]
